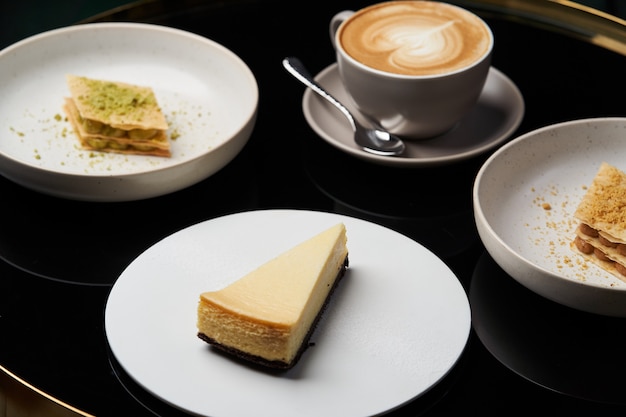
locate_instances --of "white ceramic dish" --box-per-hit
[105,209,471,417]
[0,23,258,201]
[473,118,626,317]
[303,64,524,167]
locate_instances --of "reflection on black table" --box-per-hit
[1,0,626,416]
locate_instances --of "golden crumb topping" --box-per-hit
[574,163,626,240]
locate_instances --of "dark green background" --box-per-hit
[1,0,131,49]
[1,1,625,50]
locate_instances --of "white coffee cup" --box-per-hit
[330,1,493,139]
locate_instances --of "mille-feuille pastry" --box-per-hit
[63,75,170,157]
[572,162,626,281]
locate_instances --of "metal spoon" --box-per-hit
[282,57,405,156]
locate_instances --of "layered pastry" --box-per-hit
[63,75,170,157]
[572,162,626,281]
[197,223,349,370]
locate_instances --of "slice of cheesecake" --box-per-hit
[197,223,349,370]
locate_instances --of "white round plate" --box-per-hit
[105,209,471,417]
[474,117,626,317]
[302,63,524,167]
[0,23,258,201]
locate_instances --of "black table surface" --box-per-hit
[1,0,626,415]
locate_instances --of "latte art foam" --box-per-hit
[339,2,491,76]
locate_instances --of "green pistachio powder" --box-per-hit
[77,77,157,121]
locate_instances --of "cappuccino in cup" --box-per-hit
[338,1,491,76]
[330,1,493,139]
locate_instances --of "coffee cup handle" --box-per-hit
[329,10,354,49]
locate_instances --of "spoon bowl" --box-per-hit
[283,57,405,156]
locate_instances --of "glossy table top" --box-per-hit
[1,0,626,415]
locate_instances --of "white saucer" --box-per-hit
[303,64,524,167]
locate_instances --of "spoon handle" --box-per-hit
[282,57,356,130]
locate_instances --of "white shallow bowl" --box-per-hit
[0,23,258,201]
[473,117,626,317]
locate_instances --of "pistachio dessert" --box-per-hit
[572,162,626,281]
[63,75,170,157]
[197,223,349,370]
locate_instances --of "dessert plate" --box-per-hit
[303,64,524,167]
[474,118,626,317]
[105,209,471,417]
[0,23,257,201]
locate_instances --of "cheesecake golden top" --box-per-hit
[574,162,626,242]
[199,223,348,328]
